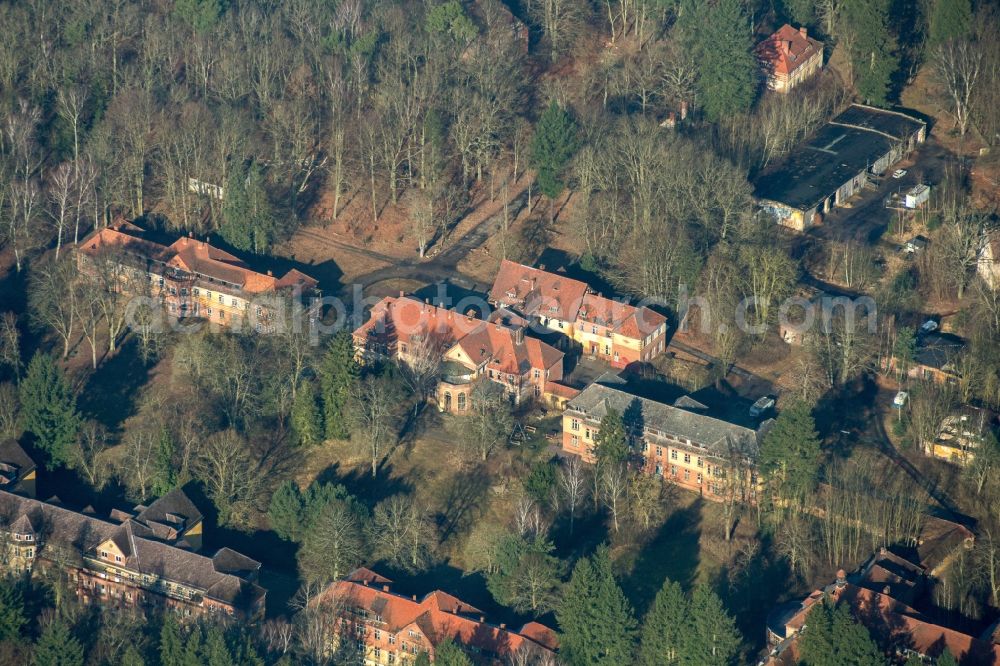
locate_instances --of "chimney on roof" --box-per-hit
[500,623,506,630]
[835,569,847,589]
[882,585,891,595]
[412,595,417,601]
[799,26,807,39]
[267,270,273,277]
[399,290,404,298]
[363,580,369,586]
[383,584,390,592]
[188,231,194,237]
[480,616,486,623]
[780,40,791,55]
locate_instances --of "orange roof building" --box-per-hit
[756,24,824,93]
[352,295,566,412]
[78,220,318,332]
[765,550,1000,665]
[314,568,558,665]
[488,260,669,369]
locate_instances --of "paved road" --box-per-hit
[316,186,531,296]
[808,137,954,244]
[869,405,974,527]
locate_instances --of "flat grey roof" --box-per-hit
[754,105,925,212]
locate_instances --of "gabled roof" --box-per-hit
[915,332,965,372]
[578,293,666,339]
[489,260,589,323]
[353,296,483,349]
[79,220,317,295]
[0,440,36,483]
[131,488,202,542]
[756,24,823,76]
[318,569,558,658]
[566,382,760,455]
[0,489,264,608]
[450,322,563,376]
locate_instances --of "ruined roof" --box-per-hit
[0,440,36,477]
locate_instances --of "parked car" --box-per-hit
[892,169,907,179]
[920,319,938,334]
[750,396,776,417]
[893,391,909,408]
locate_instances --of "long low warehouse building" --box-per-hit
[754,104,927,230]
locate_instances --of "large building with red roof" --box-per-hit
[313,568,557,665]
[765,549,1000,665]
[756,24,824,93]
[488,260,668,369]
[78,220,319,333]
[352,295,568,413]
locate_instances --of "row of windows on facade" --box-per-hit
[570,419,696,449]
[79,578,233,615]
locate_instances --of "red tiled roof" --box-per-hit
[79,221,318,295]
[756,24,823,76]
[778,581,1000,664]
[452,322,563,376]
[489,260,588,323]
[544,381,580,400]
[319,570,557,658]
[353,297,483,349]
[578,293,666,339]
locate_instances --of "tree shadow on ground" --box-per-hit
[436,465,491,543]
[550,509,610,563]
[313,461,414,509]
[712,536,793,655]
[76,337,153,429]
[621,500,703,616]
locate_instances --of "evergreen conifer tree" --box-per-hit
[159,614,184,666]
[33,619,84,666]
[678,0,757,121]
[798,599,886,666]
[680,585,741,665]
[201,625,234,666]
[268,480,305,541]
[928,0,972,48]
[20,353,80,468]
[531,102,579,200]
[0,579,25,641]
[220,162,277,254]
[639,578,687,665]
[557,545,637,665]
[759,400,822,507]
[291,378,324,446]
[840,0,898,105]
[319,331,359,440]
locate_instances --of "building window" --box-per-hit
[571,419,579,431]
[375,630,381,641]
[457,393,467,410]
[671,450,677,460]
[697,473,703,484]
[193,288,199,295]
[655,464,662,476]
[604,344,610,355]
[697,457,703,468]
[670,465,677,476]
[591,326,597,334]
[585,428,591,440]
[218,294,224,303]
[219,311,225,319]
[533,369,540,379]
[231,298,237,306]
[571,435,579,445]
[656,446,663,457]
[683,470,690,481]
[115,555,122,562]
[683,453,691,464]
[389,635,396,645]
[207,307,213,315]
[641,441,648,452]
